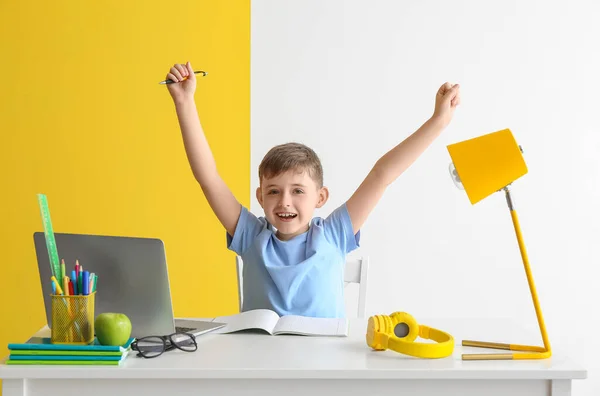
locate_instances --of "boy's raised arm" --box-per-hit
[167,62,241,237]
[346,82,461,234]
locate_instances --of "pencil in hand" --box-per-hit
[159,71,207,85]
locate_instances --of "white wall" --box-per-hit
[251,1,599,394]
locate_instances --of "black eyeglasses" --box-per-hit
[131,332,197,358]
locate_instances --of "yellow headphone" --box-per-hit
[366,312,454,359]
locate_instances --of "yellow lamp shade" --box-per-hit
[447,128,528,205]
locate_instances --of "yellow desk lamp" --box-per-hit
[447,128,551,361]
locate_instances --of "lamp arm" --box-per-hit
[503,187,552,354]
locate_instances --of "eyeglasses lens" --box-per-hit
[136,336,165,358]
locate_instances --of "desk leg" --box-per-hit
[551,380,571,396]
[3,379,26,396]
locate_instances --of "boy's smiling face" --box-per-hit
[257,168,329,241]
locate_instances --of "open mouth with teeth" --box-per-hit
[276,212,297,222]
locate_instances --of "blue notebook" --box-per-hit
[8,337,134,352]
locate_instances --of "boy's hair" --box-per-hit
[258,142,324,188]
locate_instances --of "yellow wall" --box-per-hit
[0,0,249,387]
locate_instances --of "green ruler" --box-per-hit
[37,194,61,280]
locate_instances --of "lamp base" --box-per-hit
[461,339,550,360]
[463,353,513,361]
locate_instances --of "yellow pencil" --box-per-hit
[51,276,63,295]
[65,276,74,342]
[63,276,69,296]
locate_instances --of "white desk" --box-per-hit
[0,318,586,396]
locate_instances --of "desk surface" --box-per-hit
[0,318,586,381]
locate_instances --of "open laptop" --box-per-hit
[34,232,226,339]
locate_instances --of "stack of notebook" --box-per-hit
[5,336,134,366]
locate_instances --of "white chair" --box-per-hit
[235,255,369,318]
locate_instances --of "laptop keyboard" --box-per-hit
[175,326,196,333]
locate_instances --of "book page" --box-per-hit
[212,309,280,334]
[272,315,349,337]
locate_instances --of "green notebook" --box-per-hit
[5,359,124,366]
[9,350,123,356]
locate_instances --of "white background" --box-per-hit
[251,1,599,394]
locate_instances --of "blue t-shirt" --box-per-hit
[227,203,360,318]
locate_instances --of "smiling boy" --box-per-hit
[165,62,460,318]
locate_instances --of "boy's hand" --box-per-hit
[166,61,196,103]
[433,82,461,127]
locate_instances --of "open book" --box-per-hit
[209,309,348,337]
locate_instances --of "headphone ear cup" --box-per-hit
[366,315,391,350]
[389,312,419,342]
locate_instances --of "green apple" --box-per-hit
[94,313,132,346]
